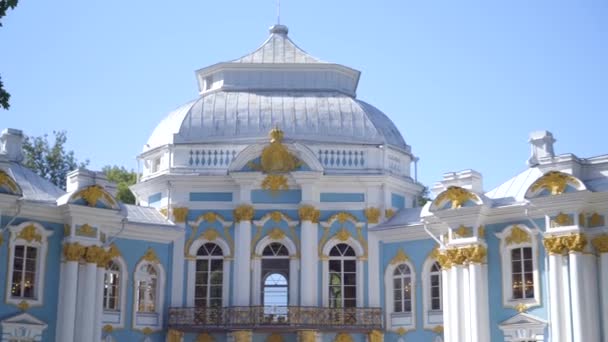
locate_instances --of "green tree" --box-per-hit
[1,0,19,110]
[22,131,89,190]
[102,166,137,204]
[416,185,431,207]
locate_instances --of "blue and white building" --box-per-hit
[1,24,607,342]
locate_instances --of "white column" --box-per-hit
[251,258,262,305]
[548,254,564,342]
[367,232,380,307]
[468,262,489,342]
[93,266,105,342]
[599,252,608,342]
[448,266,463,342]
[234,217,252,306]
[171,234,185,307]
[479,264,490,342]
[462,266,471,341]
[582,254,600,342]
[300,220,318,306]
[561,256,573,342]
[441,268,451,342]
[570,252,595,342]
[55,260,79,342]
[75,262,98,342]
[289,258,299,306]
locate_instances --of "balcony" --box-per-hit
[168,306,383,332]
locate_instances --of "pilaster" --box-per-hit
[233,205,254,306]
[299,205,320,307]
[55,242,85,342]
[75,246,104,342]
[592,235,608,342]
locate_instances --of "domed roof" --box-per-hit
[144,25,410,154]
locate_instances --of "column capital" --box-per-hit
[368,330,384,342]
[592,235,608,253]
[299,205,320,223]
[84,245,105,264]
[167,329,184,342]
[364,207,381,224]
[231,330,252,342]
[63,242,85,262]
[234,204,255,223]
[563,233,587,253]
[297,330,318,342]
[543,235,568,255]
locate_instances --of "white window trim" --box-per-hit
[499,312,547,342]
[496,224,541,310]
[5,222,53,308]
[321,236,365,308]
[186,237,232,307]
[252,235,299,306]
[384,260,416,331]
[102,256,128,329]
[422,257,443,329]
[132,259,165,331]
[0,312,48,342]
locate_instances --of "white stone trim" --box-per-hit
[321,236,365,307]
[102,256,128,329]
[186,237,232,307]
[384,259,416,331]
[5,221,53,308]
[421,257,443,329]
[1,312,48,342]
[495,224,541,310]
[132,259,165,331]
[498,312,547,341]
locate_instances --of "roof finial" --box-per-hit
[276,0,281,25]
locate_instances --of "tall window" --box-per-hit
[511,247,534,300]
[136,264,158,313]
[429,262,442,311]
[103,261,121,311]
[195,243,224,307]
[261,243,289,307]
[393,264,412,313]
[10,245,38,299]
[328,244,357,308]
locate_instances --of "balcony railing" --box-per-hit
[169,306,383,331]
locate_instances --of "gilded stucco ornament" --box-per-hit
[298,205,320,223]
[232,330,252,342]
[390,248,409,265]
[262,174,289,193]
[327,212,357,224]
[17,300,29,311]
[433,186,479,209]
[395,327,407,336]
[172,207,189,223]
[564,233,587,253]
[141,327,154,335]
[266,333,284,342]
[529,171,581,195]
[515,303,528,313]
[268,228,286,240]
[551,213,573,227]
[592,235,608,253]
[464,245,487,264]
[98,244,121,267]
[76,224,97,238]
[197,333,215,342]
[75,185,116,207]
[0,169,21,195]
[431,325,444,334]
[234,205,255,222]
[368,330,383,342]
[453,225,472,238]
[102,324,113,333]
[364,207,381,224]
[385,209,395,219]
[202,229,220,241]
[589,213,605,228]
[63,242,85,262]
[543,236,567,255]
[16,224,42,243]
[336,228,351,242]
[478,225,485,238]
[159,208,168,217]
[141,247,160,264]
[334,333,353,342]
[435,250,452,269]
[298,331,316,342]
[505,226,531,245]
[167,329,183,342]
[84,245,105,264]
[270,211,283,222]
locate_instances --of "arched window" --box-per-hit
[263,273,288,307]
[328,243,357,308]
[261,243,289,307]
[393,264,412,313]
[103,261,121,311]
[136,264,158,313]
[195,243,224,307]
[422,257,443,329]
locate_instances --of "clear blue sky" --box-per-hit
[1,1,607,191]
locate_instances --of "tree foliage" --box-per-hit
[416,185,431,207]
[102,166,137,204]
[22,131,89,190]
[0,0,19,110]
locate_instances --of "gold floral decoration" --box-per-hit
[579,213,587,227]
[364,207,381,224]
[529,171,580,195]
[75,185,116,207]
[262,174,289,193]
[167,329,183,342]
[336,227,351,241]
[395,327,408,336]
[543,236,567,255]
[270,211,283,222]
[334,333,353,342]
[202,229,220,241]
[197,333,215,342]
[505,226,531,245]
[318,226,331,258]
[298,205,320,223]
[234,205,255,222]
[141,327,154,335]
[552,212,573,227]
[465,245,487,264]
[563,233,587,253]
[478,225,485,238]
[453,225,472,238]
[385,209,395,218]
[141,247,160,264]
[16,224,42,243]
[0,169,21,194]
[102,324,113,333]
[515,303,528,313]
[589,213,605,228]
[298,331,316,342]
[232,330,252,342]
[63,242,85,262]
[592,235,608,253]
[17,300,29,311]
[327,212,357,224]
[390,248,409,265]
[368,330,383,342]
[431,325,444,334]
[84,245,105,264]
[266,333,284,342]
[268,228,285,240]
[433,186,479,209]
[172,207,189,223]
[76,224,97,238]
[63,224,71,237]
[203,212,218,223]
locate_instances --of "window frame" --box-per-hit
[422,257,444,329]
[320,236,365,308]
[132,258,165,331]
[496,224,541,309]
[102,256,127,329]
[194,242,225,308]
[5,222,52,308]
[384,249,416,332]
[186,236,231,307]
